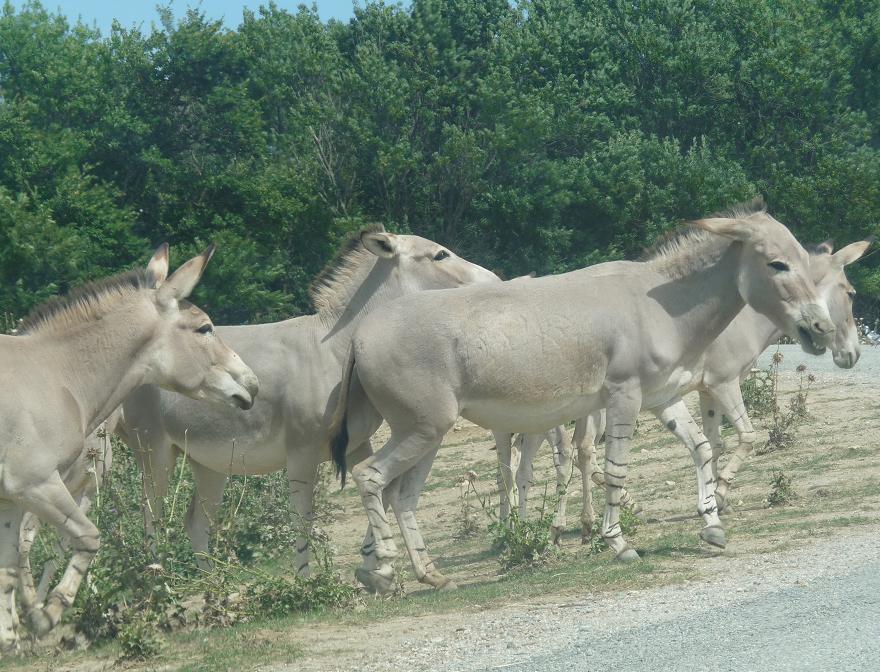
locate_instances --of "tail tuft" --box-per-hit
[330,411,350,488]
[327,346,357,488]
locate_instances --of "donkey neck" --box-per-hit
[723,305,783,359]
[36,297,157,437]
[650,243,749,354]
[318,259,409,357]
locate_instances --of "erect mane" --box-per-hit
[18,269,152,335]
[308,224,385,315]
[640,198,767,280]
[709,195,767,221]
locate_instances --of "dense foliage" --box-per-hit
[2,0,880,324]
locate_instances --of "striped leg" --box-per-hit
[547,426,574,544]
[17,512,43,613]
[0,505,24,653]
[574,411,604,543]
[653,398,726,548]
[19,472,100,637]
[388,447,455,590]
[580,410,641,524]
[352,420,452,595]
[602,391,641,560]
[185,463,226,571]
[708,381,757,509]
[35,528,70,605]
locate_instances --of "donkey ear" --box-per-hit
[362,231,399,259]
[157,243,216,305]
[692,218,751,241]
[146,243,170,288]
[833,237,874,267]
[815,239,835,255]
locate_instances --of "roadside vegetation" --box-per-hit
[2,0,880,327]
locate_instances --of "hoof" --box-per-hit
[438,579,458,592]
[581,520,598,543]
[355,566,396,595]
[550,525,565,545]
[27,608,53,637]
[615,547,640,563]
[700,525,727,549]
[422,571,456,591]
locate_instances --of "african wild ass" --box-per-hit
[328,203,837,594]
[0,244,258,651]
[501,239,870,541]
[117,226,498,578]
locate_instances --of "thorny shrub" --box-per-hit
[756,352,815,455]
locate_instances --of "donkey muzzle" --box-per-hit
[796,303,835,355]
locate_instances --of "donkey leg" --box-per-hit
[515,434,541,519]
[17,512,43,613]
[286,449,321,578]
[388,448,455,590]
[494,432,516,525]
[128,429,176,553]
[699,391,725,482]
[710,381,757,508]
[352,422,452,595]
[574,416,598,543]
[585,410,638,513]
[348,442,389,575]
[0,505,24,654]
[185,462,226,571]
[602,391,642,561]
[19,473,100,637]
[653,398,725,549]
[35,537,66,607]
[548,426,573,544]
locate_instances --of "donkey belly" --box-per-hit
[159,394,289,476]
[181,432,289,476]
[461,394,603,435]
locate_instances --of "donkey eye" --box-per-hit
[767,260,789,272]
[433,250,450,261]
[196,324,214,335]
[847,290,856,300]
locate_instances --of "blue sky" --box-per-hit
[10,1,410,34]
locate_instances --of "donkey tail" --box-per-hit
[328,344,358,487]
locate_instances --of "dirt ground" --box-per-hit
[3,346,879,672]
[289,345,880,671]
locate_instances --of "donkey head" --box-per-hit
[695,212,835,355]
[361,229,499,290]
[808,238,873,369]
[145,244,260,409]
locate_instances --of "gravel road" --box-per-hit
[352,526,880,672]
[343,345,880,672]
